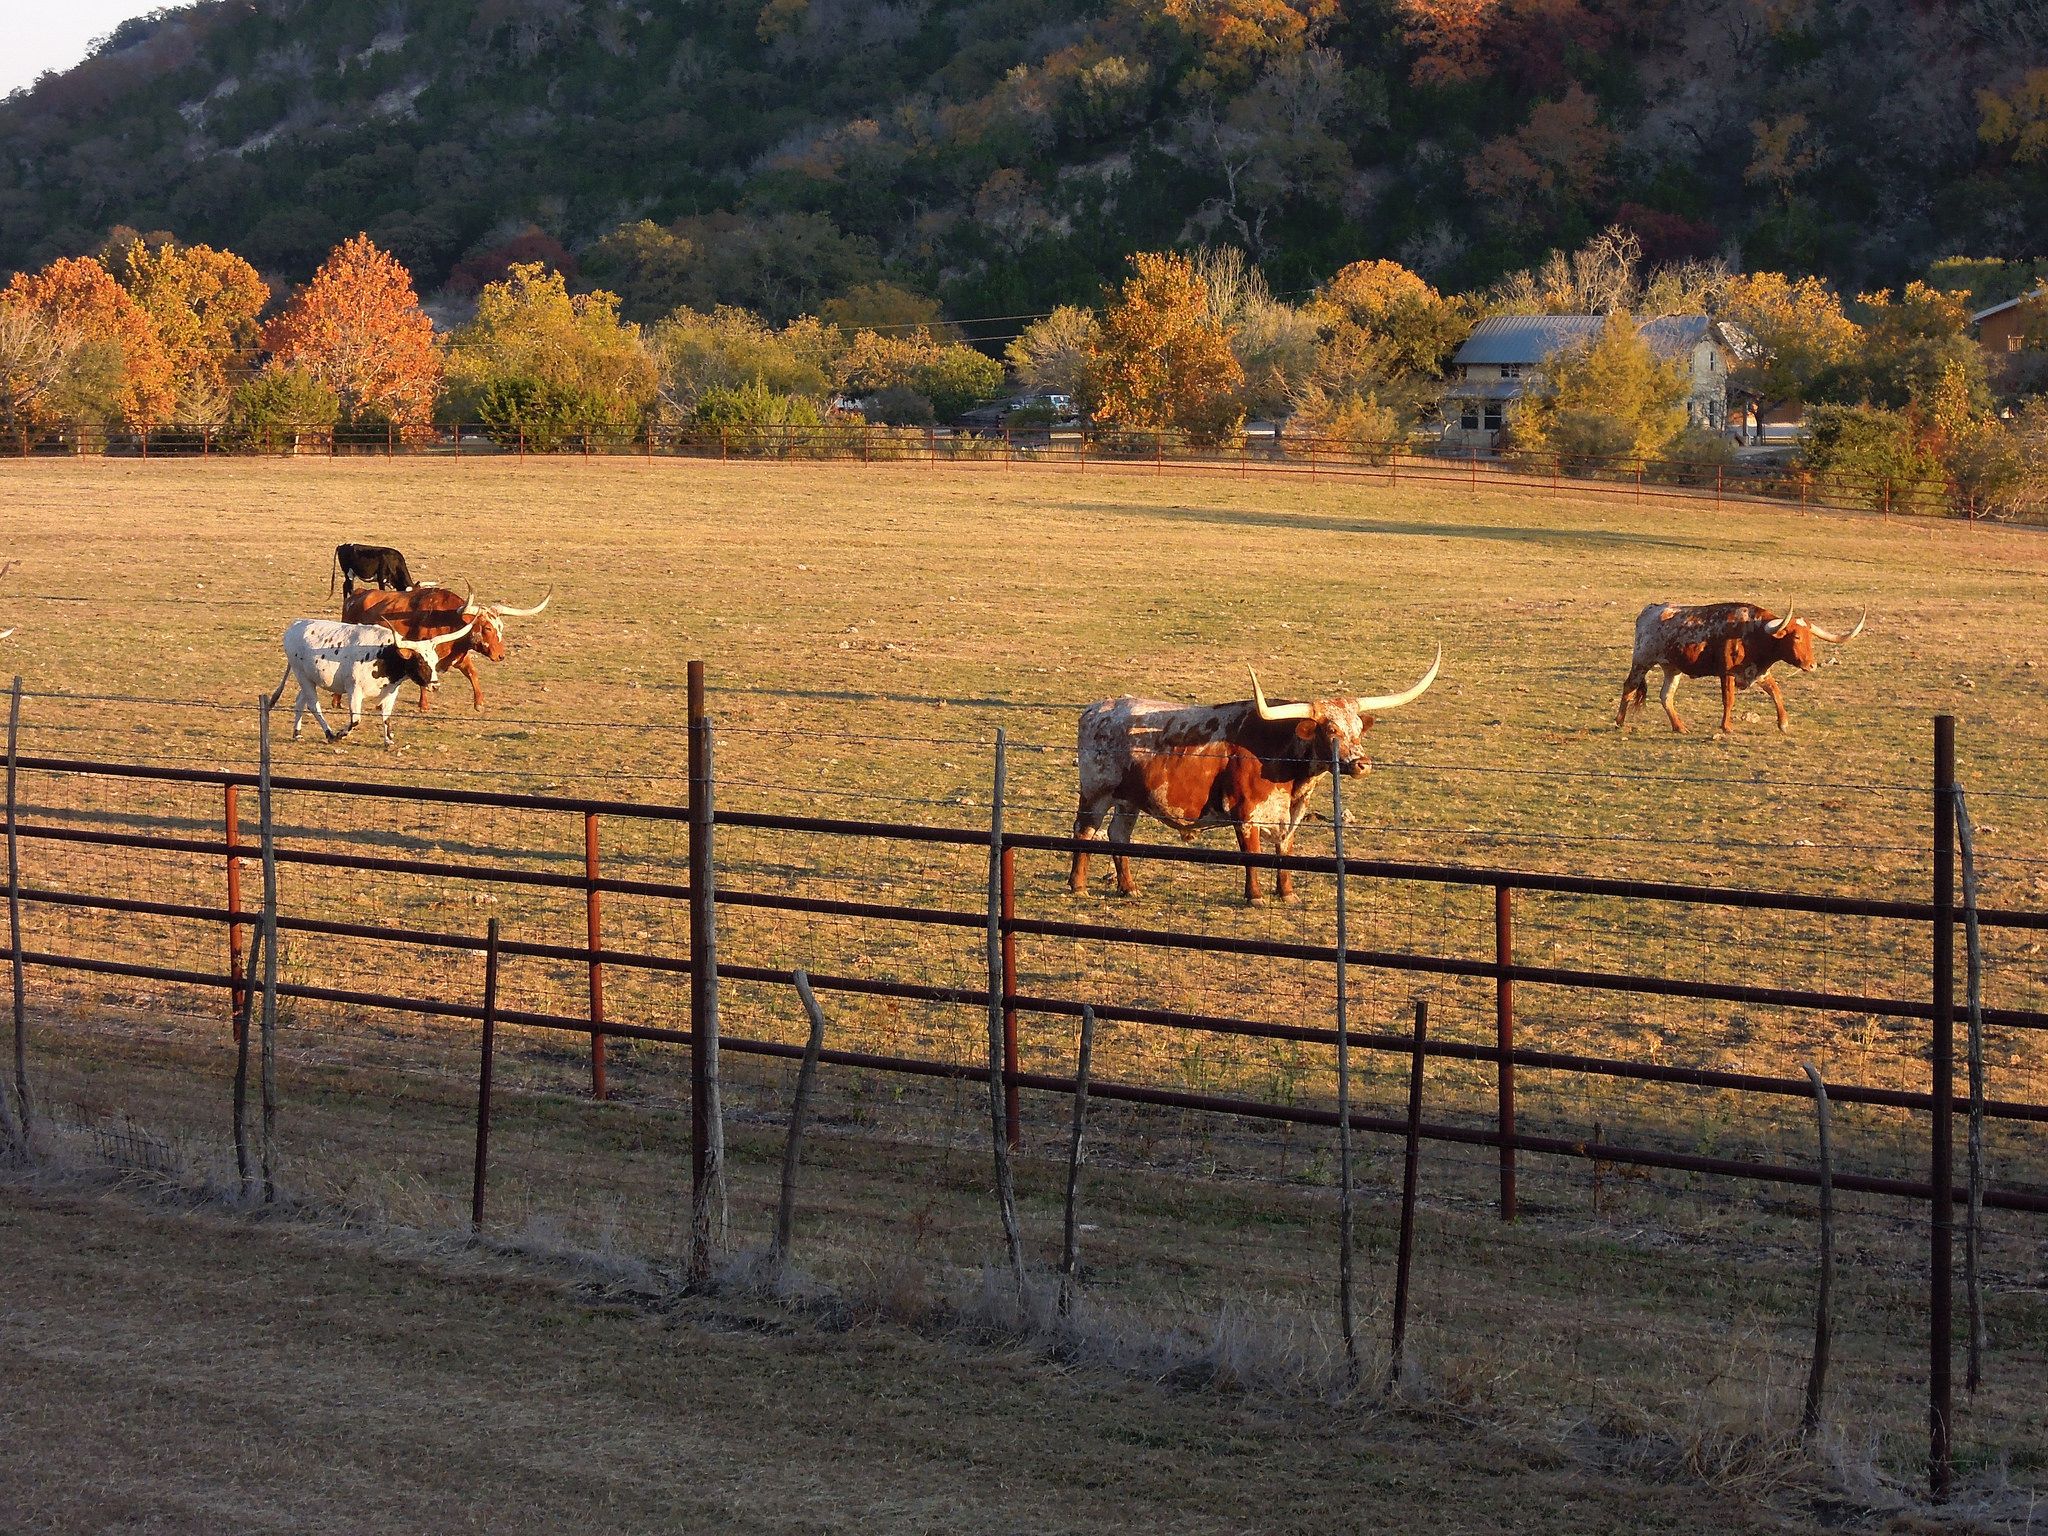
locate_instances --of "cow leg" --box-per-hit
[459,653,484,711]
[1069,795,1111,893]
[1235,823,1263,904]
[1275,823,1302,900]
[1107,808,1140,897]
[1718,672,1737,734]
[1659,668,1686,733]
[1758,674,1789,732]
[1617,664,1649,729]
[380,693,401,747]
[301,688,342,743]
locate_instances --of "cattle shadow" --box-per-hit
[1078,500,1712,551]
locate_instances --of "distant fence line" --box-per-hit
[2,418,1996,522]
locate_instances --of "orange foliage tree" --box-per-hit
[1465,85,1617,221]
[1161,0,1340,86]
[109,238,270,420]
[262,234,442,426]
[1082,251,1245,443]
[0,256,175,430]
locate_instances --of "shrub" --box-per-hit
[693,378,839,456]
[1649,426,1738,485]
[1801,404,1945,511]
[225,366,340,448]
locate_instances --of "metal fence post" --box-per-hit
[1930,713,1956,1500]
[470,918,500,1234]
[1000,843,1019,1149]
[1495,882,1516,1221]
[584,811,607,1099]
[687,660,725,1280]
[1389,997,1428,1388]
[1058,1003,1097,1319]
[257,695,280,1204]
[226,783,246,1028]
[1800,1061,1835,1436]
[5,677,29,1155]
[1955,787,1988,1393]
[1332,744,1357,1379]
[986,729,1025,1293]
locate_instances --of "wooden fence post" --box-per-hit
[3,676,28,1158]
[1800,1061,1834,1436]
[772,970,830,1271]
[986,729,1025,1296]
[1930,714,1955,1500]
[1331,743,1358,1380]
[470,918,500,1235]
[1388,997,1428,1390]
[1058,1003,1097,1320]
[687,661,726,1282]
[584,811,607,1099]
[258,696,280,1203]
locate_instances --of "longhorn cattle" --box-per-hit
[331,543,418,598]
[269,618,472,746]
[1617,601,1865,734]
[343,587,550,710]
[1070,649,1442,903]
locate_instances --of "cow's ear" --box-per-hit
[1293,718,1319,741]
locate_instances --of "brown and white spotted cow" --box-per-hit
[1070,649,1441,903]
[1617,601,1864,735]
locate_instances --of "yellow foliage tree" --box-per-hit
[1082,251,1245,443]
[1309,258,1466,386]
[1718,271,1861,413]
[1978,69,2048,163]
[109,238,269,422]
[262,234,442,427]
[1509,313,1688,462]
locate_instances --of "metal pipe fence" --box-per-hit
[1,681,2042,1496]
[2,419,2000,521]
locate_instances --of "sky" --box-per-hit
[2,2,169,100]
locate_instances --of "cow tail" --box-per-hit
[268,666,292,710]
[329,547,338,596]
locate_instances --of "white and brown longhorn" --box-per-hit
[271,617,475,746]
[1618,601,1864,734]
[1071,648,1441,903]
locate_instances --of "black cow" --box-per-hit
[331,543,417,599]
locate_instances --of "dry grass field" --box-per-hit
[1,457,2046,1520]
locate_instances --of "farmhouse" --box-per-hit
[1441,313,1740,451]
[1970,286,2044,359]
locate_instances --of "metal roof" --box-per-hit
[1637,314,1714,358]
[1453,315,1605,366]
[1970,286,2046,325]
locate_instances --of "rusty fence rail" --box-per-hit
[3,418,1996,521]
[5,743,2046,1212]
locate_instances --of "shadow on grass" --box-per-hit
[1081,499,1714,550]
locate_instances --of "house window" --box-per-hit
[1500,363,1523,379]
[1483,403,1504,431]
[2011,335,2025,352]
[1460,403,1480,430]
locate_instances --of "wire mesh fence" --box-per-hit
[2,680,2045,1496]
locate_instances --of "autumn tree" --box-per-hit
[1814,282,1984,409]
[1192,247,1318,417]
[648,307,843,416]
[1160,0,1339,89]
[445,263,658,448]
[1465,86,1617,225]
[108,237,269,422]
[1978,68,2048,163]
[1509,313,1688,462]
[1717,271,1861,417]
[262,234,442,428]
[837,328,1003,421]
[1082,251,1245,443]
[1005,305,1101,400]
[0,255,174,431]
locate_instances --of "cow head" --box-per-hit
[382,620,474,688]
[462,589,550,661]
[1764,607,1865,670]
[1249,647,1442,776]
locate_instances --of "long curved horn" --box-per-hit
[1352,645,1442,713]
[489,588,552,619]
[0,628,14,641]
[1248,667,1314,723]
[1806,608,1865,644]
[1767,606,1796,636]
[460,588,480,619]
